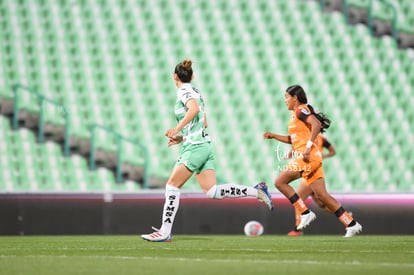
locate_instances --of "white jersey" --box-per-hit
[174,83,211,145]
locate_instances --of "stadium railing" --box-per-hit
[89,123,149,188]
[12,84,70,156]
[11,84,150,188]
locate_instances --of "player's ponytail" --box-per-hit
[306,104,331,133]
[286,85,331,133]
[174,59,193,83]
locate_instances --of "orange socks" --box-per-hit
[289,193,309,214]
[334,206,354,227]
[290,197,355,228]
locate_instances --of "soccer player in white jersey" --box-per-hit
[141,59,273,242]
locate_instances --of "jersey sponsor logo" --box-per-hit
[163,195,177,224]
[220,187,248,197]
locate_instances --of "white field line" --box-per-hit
[0,254,414,268]
[2,247,414,255]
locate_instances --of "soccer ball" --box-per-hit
[243,220,264,236]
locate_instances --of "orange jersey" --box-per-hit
[287,104,324,185]
[288,104,315,152]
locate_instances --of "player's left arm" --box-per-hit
[322,138,336,159]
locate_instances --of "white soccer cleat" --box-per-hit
[297,210,316,230]
[344,222,362,238]
[141,227,172,242]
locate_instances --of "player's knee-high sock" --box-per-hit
[334,206,356,227]
[289,193,309,215]
[159,184,180,235]
[206,183,258,199]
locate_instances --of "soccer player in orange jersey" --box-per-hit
[264,85,362,237]
[287,134,336,236]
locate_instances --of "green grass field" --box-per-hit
[0,235,413,275]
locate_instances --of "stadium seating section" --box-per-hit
[347,0,413,33]
[0,0,413,192]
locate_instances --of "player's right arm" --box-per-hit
[168,135,183,146]
[166,97,199,138]
[263,132,291,144]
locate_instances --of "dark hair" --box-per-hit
[286,85,331,133]
[174,59,193,83]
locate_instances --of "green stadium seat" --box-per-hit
[0,0,413,193]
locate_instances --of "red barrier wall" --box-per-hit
[0,193,413,235]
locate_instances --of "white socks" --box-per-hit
[159,184,181,235]
[206,183,258,199]
[158,183,259,235]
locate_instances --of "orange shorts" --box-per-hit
[285,151,324,186]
